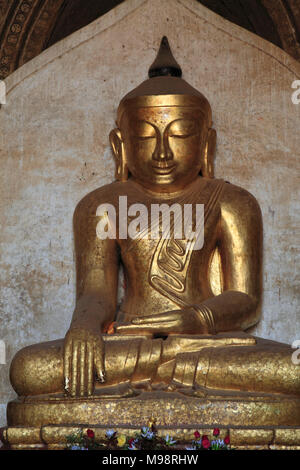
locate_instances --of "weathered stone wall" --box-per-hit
[0,0,299,426]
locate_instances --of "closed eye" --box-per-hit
[135,135,156,140]
[169,133,197,139]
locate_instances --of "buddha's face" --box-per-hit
[119,106,209,192]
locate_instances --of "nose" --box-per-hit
[152,130,173,162]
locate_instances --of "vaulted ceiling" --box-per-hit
[1,0,300,80]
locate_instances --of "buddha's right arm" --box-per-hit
[63,192,119,396]
[71,193,119,330]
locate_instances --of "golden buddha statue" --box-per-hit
[5,37,300,448]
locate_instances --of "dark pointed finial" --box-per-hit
[148,36,182,78]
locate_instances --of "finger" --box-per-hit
[79,341,86,396]
[94,338,105,383]
[116,324,152,335]
[131,312,179,325]
[71,341,79,397]
[63,338,72,394]
[116,322,177,335]
[87,342,94,396]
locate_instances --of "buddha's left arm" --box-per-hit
[200,184,263,332]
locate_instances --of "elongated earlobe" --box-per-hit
[202,128,216,178]
[109,128,128,182]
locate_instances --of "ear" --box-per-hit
[109,128,128,182]
[202,128,216,178]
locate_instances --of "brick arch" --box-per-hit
[0,0,300,80]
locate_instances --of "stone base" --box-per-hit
[2,389,300,449]
[1,424,300,450]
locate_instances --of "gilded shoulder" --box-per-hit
[220,181,262,217]
[73,181,126,220]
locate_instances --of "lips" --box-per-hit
[151,162,176,174]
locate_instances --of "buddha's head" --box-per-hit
[110,37,216,193]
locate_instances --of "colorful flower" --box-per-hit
[117,434,126,447]
[213,428,220,437]
[105,429,115,439]
[140,426,155,440]
[211,439,226,450]
[164,434,176,446]
[202,435,210,449]
[141,426,150,435]
[86,429,95,439]
[194,430,200,439]
[147,417,156,428]
[128,443,138,450]
[128,438,139,450]
[224,434,230,446]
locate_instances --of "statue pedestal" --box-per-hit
[2,390,300,449]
